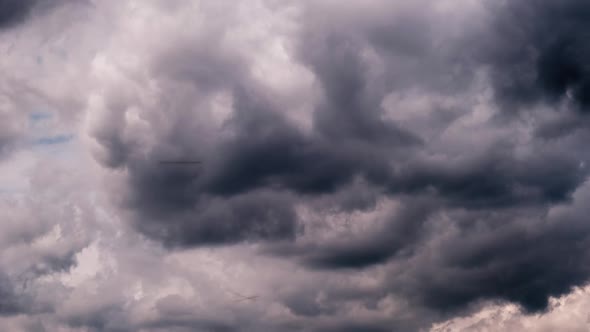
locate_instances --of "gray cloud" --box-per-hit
[0,0,82,29]
[481,0,590,114]
[89,0,449,249]
[391,199,590,313]
[83,0,590,320]
[2,0,590,331]
[0,0,38,28]
[0,272,24,316]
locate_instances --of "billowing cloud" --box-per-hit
[1,0,590,331]
[481,0,590,112]
[85,0,590,323]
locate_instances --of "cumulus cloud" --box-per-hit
[1,0,590,331]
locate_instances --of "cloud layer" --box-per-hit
[1,0,590,331]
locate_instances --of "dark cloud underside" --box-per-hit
[0,0,37,28]
[52,0,590,330]
[483,0,590,113]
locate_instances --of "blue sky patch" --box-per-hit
[32,134,74,146]
[29,112,53,123]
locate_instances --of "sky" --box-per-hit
[1,0,590,331]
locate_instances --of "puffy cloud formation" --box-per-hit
[1,0,590,331]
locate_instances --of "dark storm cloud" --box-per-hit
[0,0,37,28]
[482,0,590,113]
[130,188,298,247]
[95,1,450,249]
[86,0,590,330]
[278,0,590,318]
[273,197,439,270]
[379,0,590,314]
[117,89,306,246]
[289,170,590,314]
[200,87,376,196]
[98,14,426,247]
[0,0,81,29]
[390,145,586,208]
[268,191,590,330]
[0,272,24,315]
[389,198,590,313]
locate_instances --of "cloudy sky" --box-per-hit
[1,0,590,331]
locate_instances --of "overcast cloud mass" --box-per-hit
[1,0,590,331]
